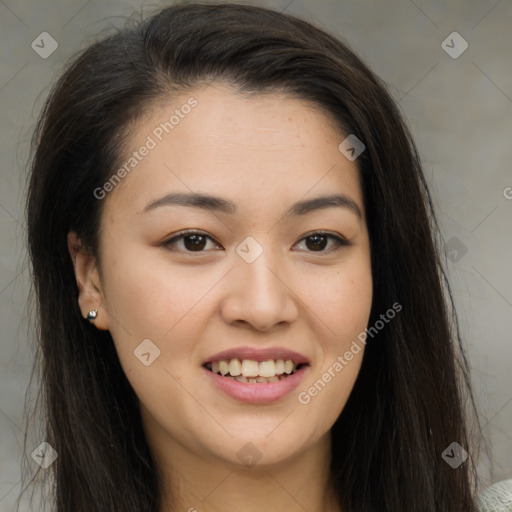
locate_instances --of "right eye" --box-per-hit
[161,230,223,253]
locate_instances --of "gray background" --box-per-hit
[1,0,511,510]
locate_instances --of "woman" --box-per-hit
[21,2,481,511]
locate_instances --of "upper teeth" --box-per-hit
[208,359,298,378]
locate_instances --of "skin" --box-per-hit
[68,83,373,512]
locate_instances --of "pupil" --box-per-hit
[184,234,206,251]
[307,235,327,251]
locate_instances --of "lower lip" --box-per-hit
[202,365,309,404]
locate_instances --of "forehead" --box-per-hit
[102,84,364,220]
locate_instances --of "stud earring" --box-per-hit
[86,309,98,321]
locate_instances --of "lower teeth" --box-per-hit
[232,374,288,383]
[210,370,294,383]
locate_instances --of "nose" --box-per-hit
[220,248,299,332]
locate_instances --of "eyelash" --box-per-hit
[161,229,350,254]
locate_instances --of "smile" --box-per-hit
[202,359,309,403]
[204,358,305,383]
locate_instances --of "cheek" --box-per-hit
[100,249,205,427]
[293,259,372,424]
[304,354,364,441]
[300,256,373,341]
[98,242,204,374]
[101,241,206,335]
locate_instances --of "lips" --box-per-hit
[201,347,310,402]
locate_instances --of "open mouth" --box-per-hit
[204,358,307,384]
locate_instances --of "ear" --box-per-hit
[67,231,109,331]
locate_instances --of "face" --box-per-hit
[70,83,372,471]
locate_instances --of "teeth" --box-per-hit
[229,359,242,376]
[208,358,299,378]
[284,360,294,374]
[258,360,276,377]
[224,374,287,383]
[219,360,230,376]
[241,360,259,378]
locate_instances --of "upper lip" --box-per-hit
[203,347,310,365]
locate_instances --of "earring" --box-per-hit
[86,309,98,321]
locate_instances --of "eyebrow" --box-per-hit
[143,192,363,220]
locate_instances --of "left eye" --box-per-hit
[162,230,348,253]
[294,232,348,252]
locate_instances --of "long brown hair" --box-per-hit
[21,3,481,510]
